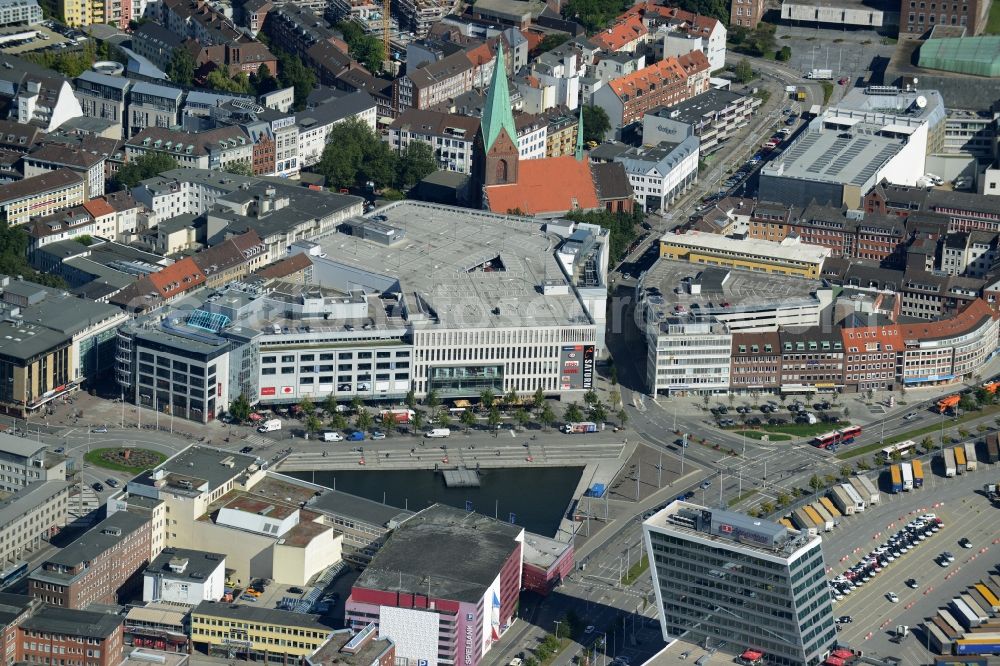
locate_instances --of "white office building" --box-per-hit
[642,315,731,395]
[142,548,226,605]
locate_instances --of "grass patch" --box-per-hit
[730,421,847,437]
[622,555,649,585]
[820,81,834,105]
[84,447,166,473]
[735,430,792,441]
[728,489,759,507]
[836,403,1000,459]
[988,0,1000,33]
[753,88,772,104]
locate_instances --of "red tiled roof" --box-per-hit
[254,253,312,279]
[148,257,206,299]
[623,2,720,35]
[609,56,686,98]
[841,324,903,352]
[677,50,709,76]
[591,14,647,52]
[897,299,995,343]
[82,198,115,219]
[485,156,599,215]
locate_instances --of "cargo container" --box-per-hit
[841,482,866,511]
[955,445,967,473]
[976,583,1000,612]
[791,508,817,531]
[932,615,960,640]
[986,433,1000,464]
[924,621,952,654]
[779,517,794,529]
[901,462,914,491]
[965,442,978,472]
[951,597,983,629]
[912,458,924,488]
[819,496,841,517]
[813,502,836,530]
[828,486,856,515]
[889,465,903,493]
[857,475,880,503]
[954,634,1000,655]
[938,609,964,635]
[961,593,989,622]
[943,447,957,477]
[967,589,995,616]
[804,505,831,531]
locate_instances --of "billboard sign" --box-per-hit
[560,345,595,390]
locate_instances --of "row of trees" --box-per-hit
[564,207,643,266]
[728,23,777,58]
[114,153,179,189]
[316,117,437,192]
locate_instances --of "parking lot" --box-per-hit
[826,476,1000,662]
[0,23,73,54]
[772,24,900,91]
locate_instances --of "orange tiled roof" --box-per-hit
[82,198,115,219]
[623,2,719,35]
[485,156,599,215]
[677,50,709,75]
[841,324,903,352]
[591,14,647,52]
[466,42,494,67]
[609,56,686,98]
[897,299,995,343]
[148,257,206,299]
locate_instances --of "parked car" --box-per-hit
[105,478,119,488]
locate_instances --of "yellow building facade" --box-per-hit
[658,231,829,279]
[190,603,333,660]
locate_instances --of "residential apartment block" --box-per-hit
[388,109,481,174]
[0,169,85,227]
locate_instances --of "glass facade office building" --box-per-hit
[643,502,837,666]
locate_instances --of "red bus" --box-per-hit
[813,426,863,449]
[838,425,862,443]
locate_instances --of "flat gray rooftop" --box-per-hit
[133,445,257,495]
[308,487,413,528]
[642,258,822,313]
[355,504,521,603]
[316,201,594,329]
[761,121,906,186]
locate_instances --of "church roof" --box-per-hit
[484,155,600,215]
[481,44,519,153]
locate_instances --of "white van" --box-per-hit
[322,431,343,442]
[257,419,281,433]
[425,428,451,438]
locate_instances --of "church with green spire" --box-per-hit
[474,44,521,199]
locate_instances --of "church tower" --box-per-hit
[474,44,520,196]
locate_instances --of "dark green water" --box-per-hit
[289,466,585,536]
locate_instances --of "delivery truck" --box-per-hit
[795,87,807,101]
[955,445,967,474]
[965,442,978,471]
[911,458,924,488]
[819,495,841,518]
[829,486,857,515]
[943,447,957,477]
[803,504,830,531]
[257,418,281,433]
[811,502,835,531]
[857,474,880,503]
[901,462,914,491]
[379,408,415,424]
[806,69,834,79]
[841,482,866,511]
[425,428,451,438]
[562,422,598,434]
[889,464,903,493]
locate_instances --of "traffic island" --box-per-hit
[84,447,166,473]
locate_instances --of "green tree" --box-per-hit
[356,408,373,431]
[775,491,791,507]
[115,153,179,189]
[380,411,395,434]
[167,46,195,86]
[959,395,978,412]
[249,63,279,96]
[776,45,792,61]
[759,500,775,514]
[329,412,348,431]
[437,410,452,428]
[808,474,822,492]
[337,21,385,72]
[609,389,621,408]
[975,387,993,405]
[533,387,546,411]
[299,396,315,415]
[350,396,364,413]
[205,68,252,93]
[274,47,316,111]
[228,393,252,423]
[824,473,838,486]
[735,58,754,84]
[514,408,530,429]
[581,104,611,143]
[589,401,608,424]
[564,402,583,422]
[396,140,437,189]
[534,33,569,55]
[324,394,339,416]
[540,404,556,429]
[487,405,502,429]
[920,436,934,453]
[305,413,322,435]
[565,207,643,265]
[504,389,519,409]
[617,408,628,427]
[460,408,477,431]
[224,160,253,176]
[479,389,496,412]
[890,450,902,463]
[583,390,598,406]
[412,409,424,431]
[405,389,417,410]
[839,465,852,480]
[562,0,632,33]
[425,389,440,411]
[316,117,397,190]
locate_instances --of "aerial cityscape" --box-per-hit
[0,0,994,663]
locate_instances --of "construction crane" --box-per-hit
[382,0,390,65]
